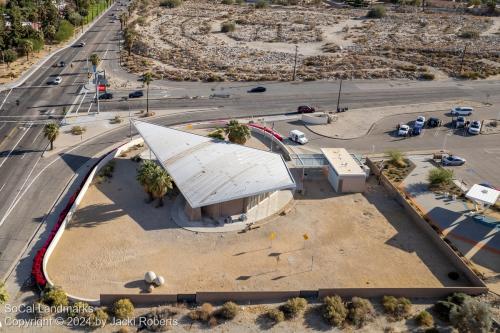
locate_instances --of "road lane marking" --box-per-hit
[0,123,32,169]
[75,90,89,115]
[0,184,4,192]
[32,128,44,144]
[0,89,13,111]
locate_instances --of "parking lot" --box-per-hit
[269,103,500,189]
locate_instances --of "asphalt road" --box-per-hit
[0,0,499,284]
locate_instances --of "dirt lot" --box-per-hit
[123,0,500,81]
[47,155,472,299]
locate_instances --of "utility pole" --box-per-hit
[336,79,343,112]
[292,45,298,81]
[459,44,467,76]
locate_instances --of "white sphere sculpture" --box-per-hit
[145,271,157,284]
[147,284,155,293]
[153,276,165,287]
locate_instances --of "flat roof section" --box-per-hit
[133,121,296,208]
[321,148,366,176]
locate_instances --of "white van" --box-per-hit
[289,130,308,145]
[451,106,473,116]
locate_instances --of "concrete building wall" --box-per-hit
[339,175,366,193]
[327,165,340,192]
[185,203,202,221]
[220,198,246,217]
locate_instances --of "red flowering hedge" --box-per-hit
[31,150,116,288]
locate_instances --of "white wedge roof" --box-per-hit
[133,121,296,208]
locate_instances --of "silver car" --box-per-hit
[442,155,466,166]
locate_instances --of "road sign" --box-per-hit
[98,84,106,92]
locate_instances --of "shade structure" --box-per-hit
[133,121,296,208]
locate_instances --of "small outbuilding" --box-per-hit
[321,148,366,193]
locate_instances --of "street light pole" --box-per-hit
[292,45,298,81]
[336,79,343,112]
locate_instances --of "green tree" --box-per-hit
[89,53,100,66]
[43,123,59,150]
[428,168,453,186]
[149,166,173,207]
[124,27,137,56]
[19,39,33,61]
[142,72,153,115]
[3,49,17,67]
[224,120,251,144]
[54,20,75,42]
[136,160,157,201]
[43,25,57,42]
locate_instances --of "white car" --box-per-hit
[398,124,410,136]
[468,120,481,135]
[48,76,62,85]
[456,116,466,128]
[414,116,426,128]
[451,106,473,116]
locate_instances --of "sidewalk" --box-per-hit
[401,156,500,293]
[304,100,484,140]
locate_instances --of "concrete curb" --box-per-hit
[0,3,114,93]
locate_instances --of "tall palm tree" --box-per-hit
[43,123,59,150]
[136,160,157,202]
[89,53,100,67]
[142,72,153,115]
[149,167,173,207]
[124,28,136,56]
[224,120,251,144]
[20,39,33,61]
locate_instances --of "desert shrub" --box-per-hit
[91,308,108,327]
[222,0,234,4]
[71,126,86,135]
[111,115,123,124]
[367,5,386,18]
[68,301,92,318]
[99,160,115,179]
[450,298,492,333]
[42,287,68,307]
[420,73,435,80]
[348,297,375,328]
[140,307,178,331]
[458,29,479,39]
[434,293,471,321]
[0,282,9,304]
[199,22,211,34]
[448,293,470,306]
[322,295,347,327]
[208,128,225,140]
[33,302,51,318]
[267,308,285,323]
[113,299,134,319]
[387,150,406,168]
[382,296,412,320]
[217,301,240,320]
[255,0,269,8]
[221,21,236,33]
[55,20,75,42]
[160,0,182,7]
[415,310,434,327]
[189,302,213,322]
[280,297,307,319]
[460,71,481,80]
[428,168,453,186]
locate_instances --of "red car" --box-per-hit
[297,105,315,113]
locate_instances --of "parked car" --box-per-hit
[427,117,442,128]
[289,130,308,144]
[414,116,426,128]
[47,76,62,85]
[412,126,422,136]
[398,124,410,136]
[442,155,466,166]
[128,90,144,98]
[297,105,315,113]
[455,116,466,128]
[468,120,481,135]
[451,106,473,116]
[248,86,266,93]
[99,92,113,100]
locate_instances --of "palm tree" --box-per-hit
[136,160,157,202]
[208,128,225,140]
[142,72,153,115]
[89,53,100,67]
[43,123,59,150]
[123,28,137,56]
[20,39,33,61]
[149,167,173,207]
[224,120,251,144]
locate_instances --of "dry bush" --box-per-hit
[280,297,308,319]
[189,303,214,322]
[348,297,375,328]
[322,296,347,327]
[415,310,434,327]
[113,299,134,319]
[216,301,240,320]
[382,296,412,320]
[71,126,86,135]
[267,308,285,323]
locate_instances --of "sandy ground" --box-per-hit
[0,49,52,84]
[47,155,471,299]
